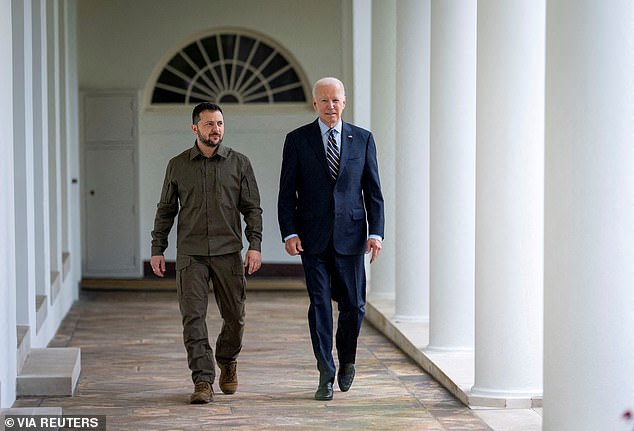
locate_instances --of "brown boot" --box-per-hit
[219,360,238,394]
[190,381,214,404]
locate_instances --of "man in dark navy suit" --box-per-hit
[277,77,385,401]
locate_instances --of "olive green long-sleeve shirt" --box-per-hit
[151,143,262,257]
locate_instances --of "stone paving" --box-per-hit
[13,289,492,430]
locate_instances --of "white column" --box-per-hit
[32,0,51,301]
[394,0,430,320]
[46,0,62,278]
[0,0,17,408]
[65,0,81,294]
[427,0,476,351]
[369,0,396,298]
[58,0,69,258]
[543,2,634,430]
[13,0,37,328]
[64,0,81,300]
[351,0,371,130]
[472,0,544,399]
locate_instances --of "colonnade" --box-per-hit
[367,1,634,429]
[0,0,81,407]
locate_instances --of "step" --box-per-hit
[17,348,81,396]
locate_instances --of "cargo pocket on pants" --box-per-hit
[176,254,193,297]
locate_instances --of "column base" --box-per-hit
[391,314,428,323]
[424,345,474,353]
[366,297,543,410]
[469,387,542,409]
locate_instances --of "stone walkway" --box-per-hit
[12,289,492,430]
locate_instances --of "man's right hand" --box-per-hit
[284,236,304,256]
[151,255,166,277]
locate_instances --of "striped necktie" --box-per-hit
[326,129,340,182]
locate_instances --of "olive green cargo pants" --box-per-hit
[176,252,246,384]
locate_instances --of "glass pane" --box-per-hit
[152,88,185,104]
[237,36,256,63]
[183,43,206,69]
[273,87,305,102]
[250,43,274,69]
[199,36,220,63]
[220,34,237,59]
[157,69,188,89]
[169,54,196,78]
[269,69,300,89]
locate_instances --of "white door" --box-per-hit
[82,93,140,277]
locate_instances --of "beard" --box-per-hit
[198,130,223,148]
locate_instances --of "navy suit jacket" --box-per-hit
[278,119,385,255]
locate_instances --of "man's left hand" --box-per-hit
[366,238,382,264]
[245,250,262,275]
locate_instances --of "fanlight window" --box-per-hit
[151,32,308,105]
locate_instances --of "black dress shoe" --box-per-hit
[314,382,333,401]
[337,363,355,392]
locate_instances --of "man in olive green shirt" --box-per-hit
[151,102,262,404]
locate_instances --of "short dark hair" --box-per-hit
[192,102,223,124]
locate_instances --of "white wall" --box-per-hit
[77,0,352,264]
[77,0,343,90]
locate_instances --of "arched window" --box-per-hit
[150,29,310,105]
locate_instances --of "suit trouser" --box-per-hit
[176,252,246,384]
[300,245,366,382]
